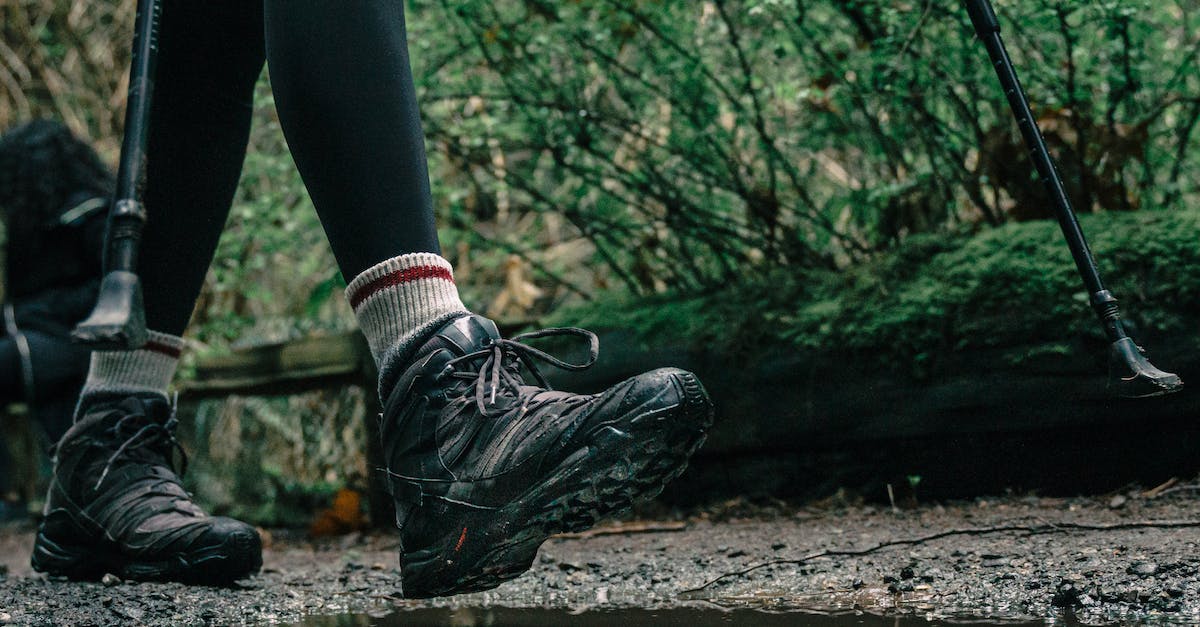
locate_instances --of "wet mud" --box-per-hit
[2,491,1200,625]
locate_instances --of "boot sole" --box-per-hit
[31,523,262,586]
[399,370,713,598]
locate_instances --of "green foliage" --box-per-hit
[412,0,1200,298]
[553,210,1200,371]
[9,1,1200,337]
[180,389,371,527]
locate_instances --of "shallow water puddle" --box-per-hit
[294,607,1047,626]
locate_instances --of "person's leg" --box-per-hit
[0,331,86,503]
[263,1,712,598]
[32,0,266,585]
[265,0,465,399]
[0,335,25,401]
[263,0,440,274]
[0,335,25,505]
[22,330,89,442]
[80,0,268,406]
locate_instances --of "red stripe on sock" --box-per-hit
[144,340,182,359]
[348,265,454,309]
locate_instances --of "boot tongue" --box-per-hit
[72,396,176,464]
[428,314,501,357]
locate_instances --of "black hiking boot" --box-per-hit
[381,314,713,598]
[31,396,261,585]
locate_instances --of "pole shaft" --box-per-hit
[964,0,1127,342]
[107,0,160,274]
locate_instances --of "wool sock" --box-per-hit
[77,330,184,411]
[345,252,469,398]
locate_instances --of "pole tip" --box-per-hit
[1108,338,1183,399]
[71,270,148,350]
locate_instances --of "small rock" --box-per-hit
[851,578,865,589]
[726,549,746,558]
[1052,582,1080,608]
[557,560,586,572]
[900,566,915,580]
[1109,494,1128,509]
[1127,562,1159,577]
[1167,588,1184,598]
[0,612,11,624]
[101,573,121,587]
[771,543,787,551]
[112,606,145,621]
[882,575,898,584]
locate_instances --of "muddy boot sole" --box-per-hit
[31,516,262,586]
[399,371,713,598]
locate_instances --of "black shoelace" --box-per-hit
[441,327,600,417]
[95,400,189,489]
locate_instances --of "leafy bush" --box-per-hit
[553,210,1200,370]
[6,1,1199,335]
[415,0,1200,298]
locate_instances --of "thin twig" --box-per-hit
[1150,485,1200,499]
[679,519,1200,596]
[1143,477,1180,499]
[556,520,688,539]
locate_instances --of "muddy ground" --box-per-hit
[2,488,1200,625]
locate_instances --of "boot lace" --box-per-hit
[95,396,188,489]
[441,327,600,417]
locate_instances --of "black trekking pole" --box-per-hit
[964,0,1182,398]
[72,0,160,350]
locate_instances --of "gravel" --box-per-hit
[2,492,1200,625]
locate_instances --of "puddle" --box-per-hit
[293,607,1048,626]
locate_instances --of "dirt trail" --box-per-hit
[2,492,1200,625]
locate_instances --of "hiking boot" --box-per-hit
[31,396,261,584]
[381,314,713,597]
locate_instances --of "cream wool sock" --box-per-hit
[79,330,184,402]
[345,252,470,396]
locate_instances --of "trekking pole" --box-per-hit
[72,0,160,350]
[964,0,1182,398]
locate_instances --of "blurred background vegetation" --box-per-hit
[3,0,1199,523]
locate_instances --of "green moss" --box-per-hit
[551,211,1200,369]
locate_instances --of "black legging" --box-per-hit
[0,331,88,491]
[141,0,440,336]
